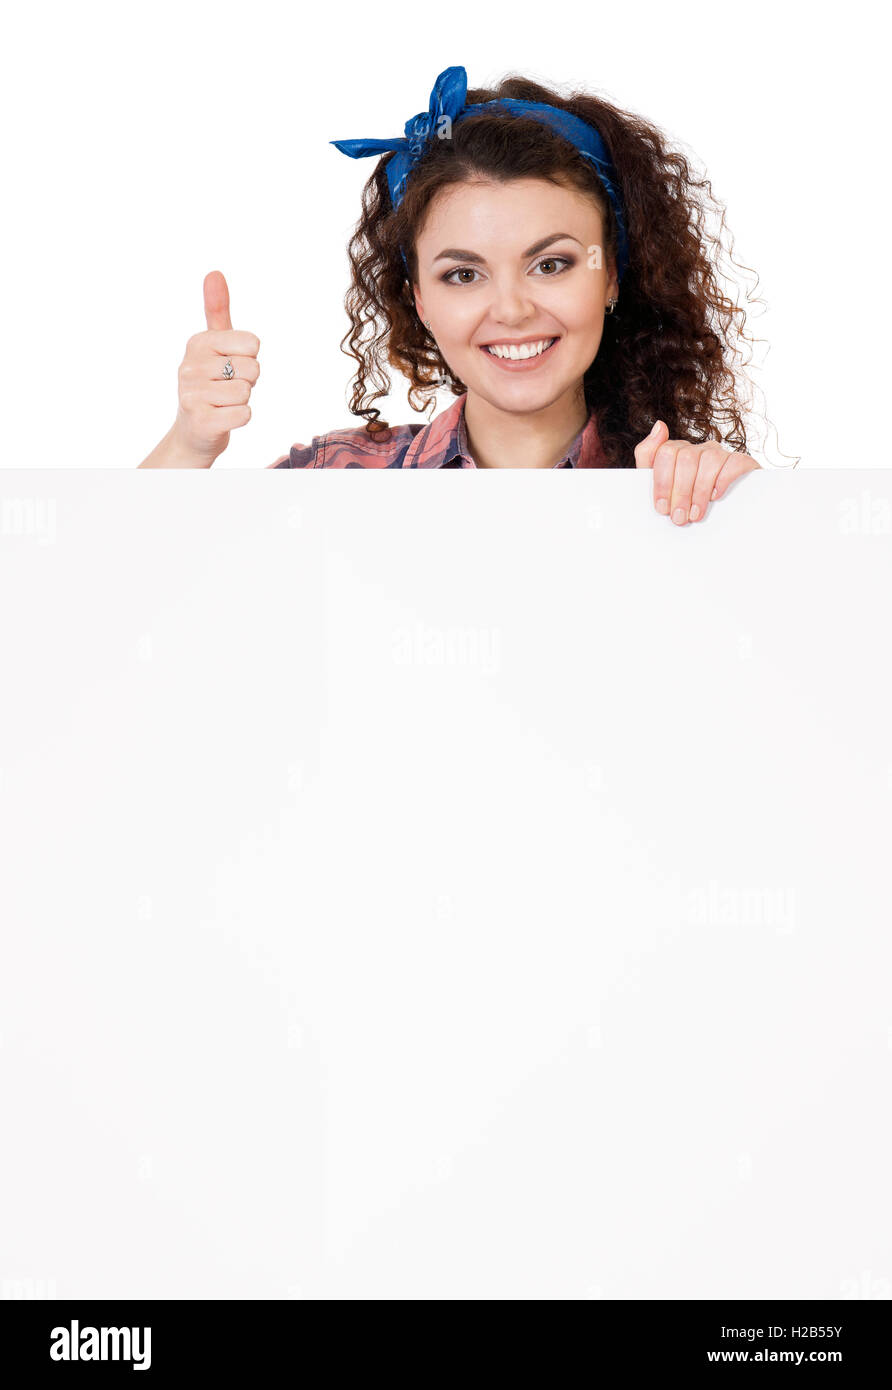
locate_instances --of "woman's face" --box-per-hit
[412,176,618,413]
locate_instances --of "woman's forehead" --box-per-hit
[416,178,604,244]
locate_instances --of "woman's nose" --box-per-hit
[486,285,536,324]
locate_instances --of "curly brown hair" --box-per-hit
[339,73,793,468]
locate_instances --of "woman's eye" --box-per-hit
[532,257,573,276]
[442,266,481,285]
[440,256,574,285]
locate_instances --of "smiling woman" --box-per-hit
[139,65,789,523]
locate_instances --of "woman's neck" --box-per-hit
[462,387,590,469]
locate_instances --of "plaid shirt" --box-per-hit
[268,391,609,469]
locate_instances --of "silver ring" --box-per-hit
[222,359,235,380]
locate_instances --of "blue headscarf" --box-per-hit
[330,65,630,281]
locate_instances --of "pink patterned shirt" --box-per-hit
[267,391,610,469]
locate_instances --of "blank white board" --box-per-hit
[0,468,889,1299]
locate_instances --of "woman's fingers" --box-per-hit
[178,375,252,411]
[635,425,761,523]
[634,419,668,470]
[181,351,261,386]
[652,439,684,517]
[711,450,762,500]
[204,270,233,332]
[665,444,727,523]
[191,330,262,362]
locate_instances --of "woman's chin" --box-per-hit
[466,366,574,408]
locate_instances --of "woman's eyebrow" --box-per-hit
[432,232,583,265]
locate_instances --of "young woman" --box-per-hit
[139,65,777,526]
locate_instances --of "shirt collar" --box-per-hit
[401,391,608,469]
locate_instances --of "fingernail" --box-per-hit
[689,503,700,521]
[711,487,718,501]
[672,507,687,524]
[656,498,670,514]
[650,419,661,436]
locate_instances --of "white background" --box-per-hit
[1,0,890,1307]
[1,468,890,1298]
[1,0,888,468]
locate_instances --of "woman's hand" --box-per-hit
[635,420,761,523]
[170,270,261,467]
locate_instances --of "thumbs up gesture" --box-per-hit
[635,420,761,523]
[168,270,261,467]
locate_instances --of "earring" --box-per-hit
[605,297,618,316]
[424,319,431,330]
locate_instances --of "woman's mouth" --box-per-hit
[479,337,560,371]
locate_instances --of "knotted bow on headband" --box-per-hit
[330,65,630,281]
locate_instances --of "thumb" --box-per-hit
[203,270,232,332]
[635,418,667,469]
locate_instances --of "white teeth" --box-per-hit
[484,338,556,360]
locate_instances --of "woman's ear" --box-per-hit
[412,284,424,322]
